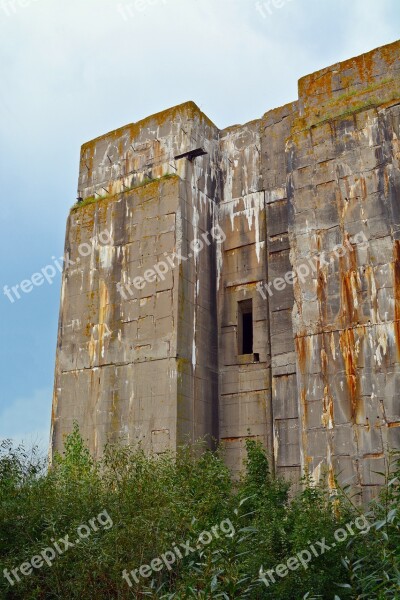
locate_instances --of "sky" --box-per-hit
[0,0,399,452]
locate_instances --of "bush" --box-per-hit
[0,429,399,599]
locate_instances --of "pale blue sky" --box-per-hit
[0,0,399,451]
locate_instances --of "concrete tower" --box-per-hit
[52,41,400,502]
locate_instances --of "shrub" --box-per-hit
[0,431,398,599]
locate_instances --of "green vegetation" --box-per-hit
[1,428,399,599]
[71,195,98,210]
[305,79,400,129]
[71,173,178,211]
[325,77,395,108]
[131,173,176,190]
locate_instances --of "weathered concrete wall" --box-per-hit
[52,41,400,500]
[52,178,182,457]
[175,166,220,447]
[217,121,273,475]
[262,101,301,483]
[288,41,400,501]
[52,103,220,457]
[78,102,219,200]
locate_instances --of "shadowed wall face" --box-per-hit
[217,120,274,475]
[52,41,400,501]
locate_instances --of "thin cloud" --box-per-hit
[0,388,52,452]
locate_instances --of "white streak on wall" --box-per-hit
[99,245,113,269]
[243,192,264,263]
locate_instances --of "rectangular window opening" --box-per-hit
[238,299,253,355]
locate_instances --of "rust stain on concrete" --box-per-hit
[51,41,400,503]
[392,240,400,359]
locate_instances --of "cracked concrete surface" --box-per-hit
[52,40,400,502]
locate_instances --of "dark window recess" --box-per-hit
[238,299,253,355]
[242,312,253,354]
[174,148,207,162]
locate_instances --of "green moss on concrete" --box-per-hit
[292,83,400,134]
[325,77,394,108]
[71,173,178,212]
[72,196,97,210]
